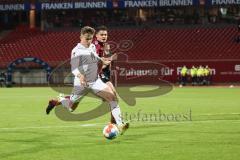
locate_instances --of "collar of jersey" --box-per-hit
[77,43,93,49]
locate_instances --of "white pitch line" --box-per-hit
[0,119,240,131]
[0,123,103,131]
[196,113,240,116]
[81,124,98,127]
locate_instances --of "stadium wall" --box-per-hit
[11,69,47,84]
[2,60,239,86]
[113,61,240,84]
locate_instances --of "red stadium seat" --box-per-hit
[0,27,239,68]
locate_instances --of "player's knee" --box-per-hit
[106,90,117,101]
[104,93,115,102]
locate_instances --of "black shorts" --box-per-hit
[100,73,110,83]
[100,66,111,83]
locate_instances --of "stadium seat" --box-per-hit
[0,26,239,68]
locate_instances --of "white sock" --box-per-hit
[110,101,123,125]
[59,97,73,112]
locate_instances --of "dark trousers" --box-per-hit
[191,76,197,85]
[180,75,187,85]
[197,76,203,85]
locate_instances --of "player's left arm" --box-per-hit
[109,53,117,61]
[92,44,111,66]
[103,43,118,61]
[103,43,118,65]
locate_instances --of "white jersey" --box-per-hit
[71,43,101,83]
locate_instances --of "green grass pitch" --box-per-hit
[0,86,240,160]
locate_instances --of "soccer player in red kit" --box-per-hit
[92,26,118,124]
[93,26,118,98]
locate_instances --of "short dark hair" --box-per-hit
[81,26,95,35]
[96,25,108,33]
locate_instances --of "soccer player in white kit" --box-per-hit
[47,26,129,134]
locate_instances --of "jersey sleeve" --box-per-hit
[91,44,102,61]
[70,48,84,76]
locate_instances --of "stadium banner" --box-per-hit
[0,0,205,11]
[36,0,198,10]
[2,0,239,11]
[120,0,197,7]
[0,3,30,11]
[210,0,240,5]
[123,0,158,7]
[113,61,240,83]
[36,1,111,10]
[158,0,197,6]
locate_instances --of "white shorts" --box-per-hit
[70,78,108,102]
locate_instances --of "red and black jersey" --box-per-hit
[92,38,112,83]
[93,38,105,57]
